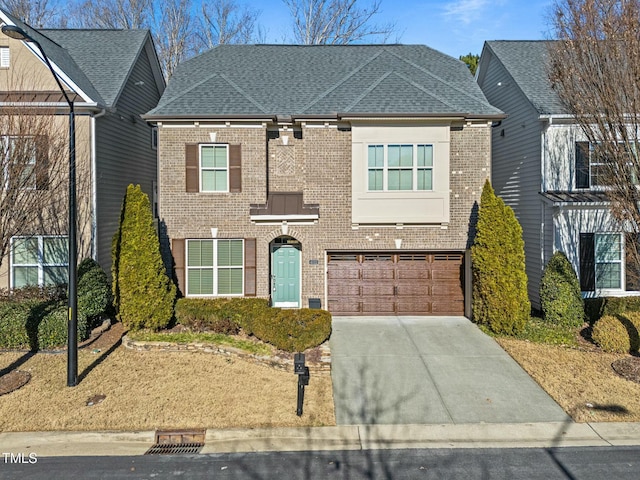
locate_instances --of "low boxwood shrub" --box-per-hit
[251,308,332,352]
[585,297,640,324]
[0,299,92,350]
[539,252,584,328]
[78,258,112,325]
[592,313,640,353]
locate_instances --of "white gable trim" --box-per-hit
[0,12,96,104]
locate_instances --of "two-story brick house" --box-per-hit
[477,40,640,309]
[0,10,164,289]
[145,44,502,316]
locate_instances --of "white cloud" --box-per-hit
[442,0,491,25]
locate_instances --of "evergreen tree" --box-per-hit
[540,251,584,327]
[112,184,176,330]
[471,180,530,334]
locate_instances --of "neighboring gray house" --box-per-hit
[145,44,502,316]
[0,10,164,289]
[477,40,640,309]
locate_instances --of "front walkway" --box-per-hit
[330,316,571,425]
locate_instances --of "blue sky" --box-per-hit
[250,0,554,57]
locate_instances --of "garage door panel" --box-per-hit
[362,284,395,296]
[327,252,464,316]
[329,284,360,296]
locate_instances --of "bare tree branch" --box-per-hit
[548,0,640,285]
[0,0,65,27]
[283,0,396,44]
[199,0,263,47]
[153,0,198,80]
[74,0,152,29]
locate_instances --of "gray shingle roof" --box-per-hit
[147,44,502,118]
[1,8,153,108]
[484,40,566,115]
[41,29,151,107]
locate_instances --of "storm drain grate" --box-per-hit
[145,443,203,455]
[145,429,205,455]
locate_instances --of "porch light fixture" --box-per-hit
[2,24,79,387]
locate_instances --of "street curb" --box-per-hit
[3,422,640,457]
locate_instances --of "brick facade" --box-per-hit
[158,121,491,308]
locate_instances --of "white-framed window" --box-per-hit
[186,239,243,296]
[200,144,229,192]
[0,46,9,68]
[367,144,433,191]
[2,136,37,190]
[11,236,68,288]
[595,233,623,289]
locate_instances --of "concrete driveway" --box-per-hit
[330,316,571,425]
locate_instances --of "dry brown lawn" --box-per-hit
[498,337,640,423]
[0,325,335,432]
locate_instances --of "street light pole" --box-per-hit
[2,24,78,387]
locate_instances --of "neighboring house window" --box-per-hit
[186,239,244,296]
[579,232,631,291]
[1,135,48,190]
[0,46,9,68]
[185,143,241,193]
[367,144,433,191]
[200,144,228,192]
[11,236,68,288]
[575,141,636,189]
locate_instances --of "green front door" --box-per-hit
[271,244,301,307]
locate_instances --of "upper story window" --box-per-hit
[575,141,637,189]
[0,46,9,68]
[1,136,45,190]
[11,236,68,288]
[367,144,433,191]
[200,144,228,192]
[185,143,241,193]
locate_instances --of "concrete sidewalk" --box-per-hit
[330,316,570,425]
[2,423,640,456]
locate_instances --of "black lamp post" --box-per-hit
[2,24,78,387]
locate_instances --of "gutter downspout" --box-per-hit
[90,108,106,260]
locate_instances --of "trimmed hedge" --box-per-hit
[585,297,640,324]
[592,312,640,353]
[471,180,530,335]
[0,299,91,350]
[0,258,112,350]
[539,252,584,327]
[174,297,331,352]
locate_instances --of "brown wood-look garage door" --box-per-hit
[327,252,464,316]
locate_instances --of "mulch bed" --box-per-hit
[0,370,31,396]
[612,357,640,384]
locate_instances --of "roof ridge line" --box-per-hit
[343,71,393,112]
[301,47,386,112]
[391,71,458,110]
[218,73,269,114]
[386,49,498,111]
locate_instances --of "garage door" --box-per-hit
[327,252,464,316]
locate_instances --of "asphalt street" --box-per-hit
[2,447,639,480]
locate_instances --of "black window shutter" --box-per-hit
[575,142,590,189]
[35,135,49,190]
[626,233,640,291]
[579,233,595,291]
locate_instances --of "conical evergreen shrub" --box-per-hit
[112,184,176,330]
[471,180,530,334]
[540,251,584,327]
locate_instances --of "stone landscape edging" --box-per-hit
[121,335,331,376]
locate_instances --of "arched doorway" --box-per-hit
[270,236,301,307]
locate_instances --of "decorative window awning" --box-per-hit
[250,192,319,222]
[540,190,610,206]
